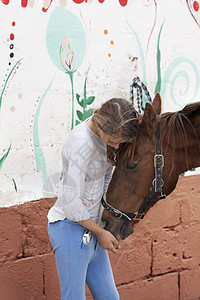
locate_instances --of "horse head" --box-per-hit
[101,93,200,240]
[101,93,165,240]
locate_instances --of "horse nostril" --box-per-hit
[101,217,113,231]
[100,218,106,229]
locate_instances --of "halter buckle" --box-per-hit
[110,208,123,219]
[133,211,145,221]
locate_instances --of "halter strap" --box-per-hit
[101,196,145,222]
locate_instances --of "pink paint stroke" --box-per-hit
[145,0,157,57]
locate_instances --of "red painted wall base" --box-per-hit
[0,175,200,299]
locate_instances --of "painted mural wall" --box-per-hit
[0,0,200,207]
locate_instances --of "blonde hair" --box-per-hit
[92,98,139,164]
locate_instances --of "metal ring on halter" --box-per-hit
[152,178,164,188]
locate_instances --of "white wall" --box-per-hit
[0,0,200,206]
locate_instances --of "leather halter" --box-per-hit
[101,119,166,223]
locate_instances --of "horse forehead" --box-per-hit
[135,134,155,154]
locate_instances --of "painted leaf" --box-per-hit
[76,94,84,107]
[86,96,95,105]
[87,108,94,115]
[76,110,83,121]
[0,143,11,170]
[75,120,81,126]
[83,108,94,120]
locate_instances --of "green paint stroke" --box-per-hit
[66,70,76,130]
[33,76,55,181]
[161,57,200,110]
[76,68,95,126]
[12,178,17,192]
[0,142,11,170]
[155,21,164,95]
[0,144,18,192]
[0,59,23,110]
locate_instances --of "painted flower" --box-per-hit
[46,6,86,72]
[60,35,76,72]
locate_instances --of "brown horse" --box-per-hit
[101,93,200,240]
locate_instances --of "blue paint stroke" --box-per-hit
[33,75,55,181]
[161,56,200,110]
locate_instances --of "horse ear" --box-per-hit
[152,92,162,115]
[141,102,157,138]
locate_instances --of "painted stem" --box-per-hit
[68,71,75,130]
[155,21,164,95]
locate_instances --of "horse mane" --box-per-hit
[160,102,200,147]
[109,102,200,166]
[160,102,200,170]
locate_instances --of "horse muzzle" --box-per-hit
[100,209,134,240]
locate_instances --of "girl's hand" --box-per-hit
[96,228,120,253]
[78,218,120,253]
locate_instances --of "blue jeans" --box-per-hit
[48,219,119,300]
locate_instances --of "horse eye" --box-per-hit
[126,162,137,170]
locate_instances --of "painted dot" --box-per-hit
[108,53,111,57]
[10,44,14,49]
[28,0,35,8]
[8,62,11,65]
[10,53,14,58]
[104,29,108,35]
[98,0,105,3]
[193,1,199,11]
[10,33,14,40]
[18,93,23,99]
[110,40,114,45]
[10,106,16,112]
[12,21,16,26]
[119,0,128,6]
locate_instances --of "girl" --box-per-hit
[47,98,139,300]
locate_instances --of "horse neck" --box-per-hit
[161,112,200,175]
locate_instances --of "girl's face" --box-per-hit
[98,129,124,149]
